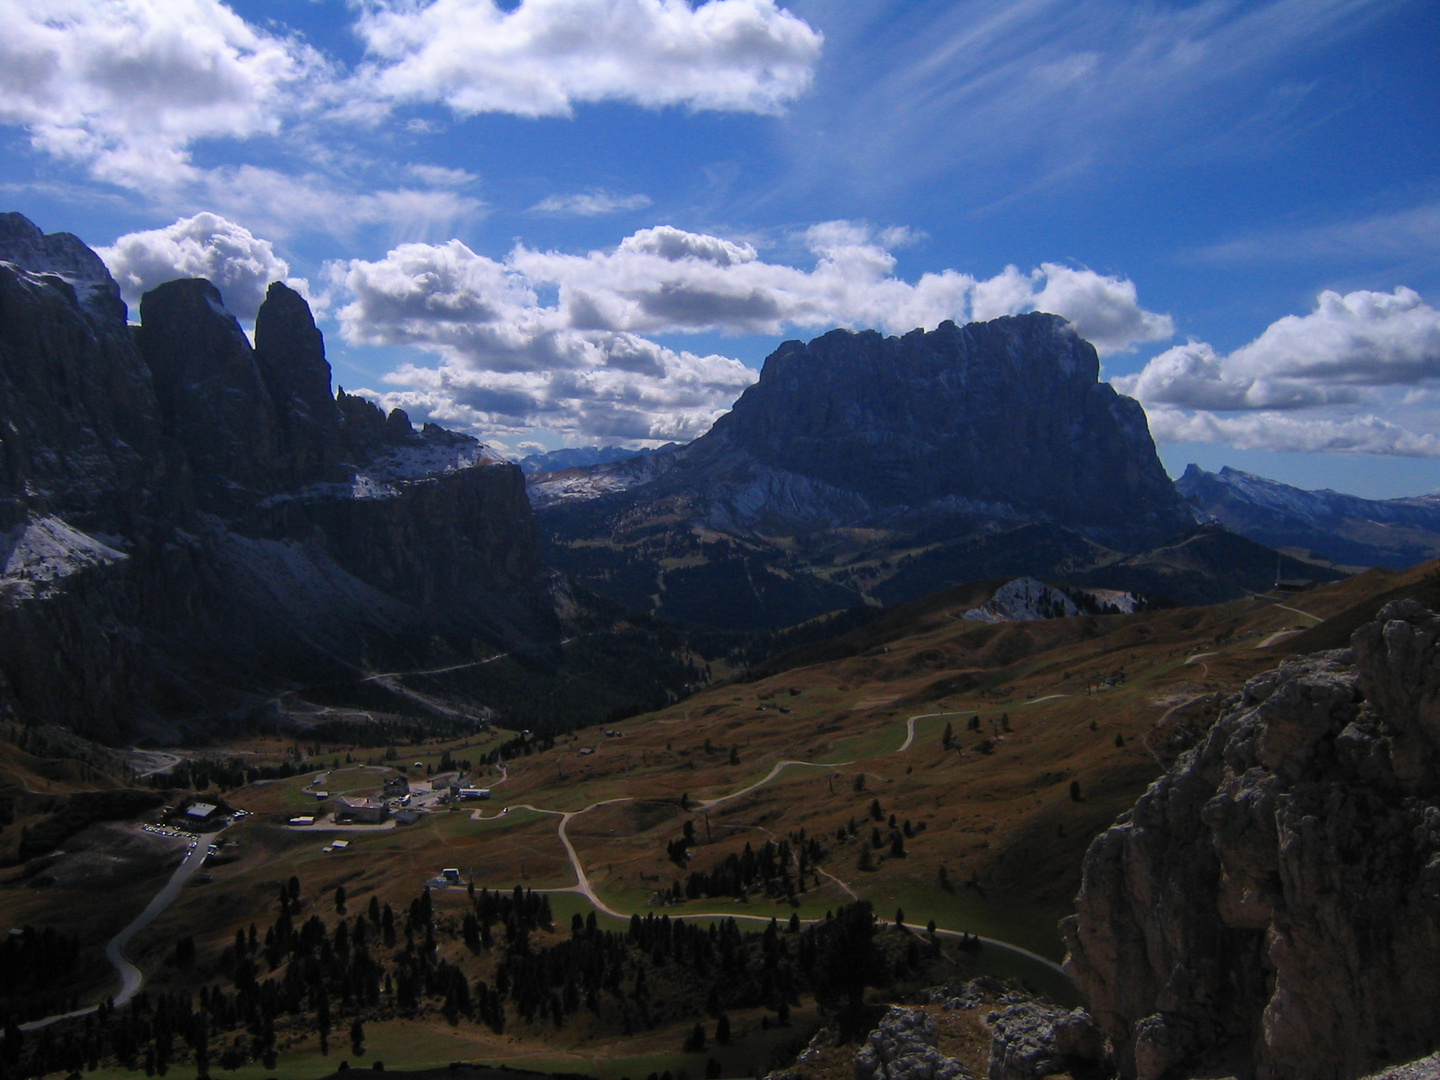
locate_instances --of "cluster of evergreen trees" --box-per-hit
[675,835,830,903]
[0,874,920,1079]
[661,822,833,905]
[0,926,83,1023]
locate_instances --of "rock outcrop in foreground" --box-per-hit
[0,213,554,740]
[1063,599,1440,1080]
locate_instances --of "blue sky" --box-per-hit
[2,0,1438,497]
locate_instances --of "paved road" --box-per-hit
[19,824,227,1032]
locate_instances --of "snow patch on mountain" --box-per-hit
[964,577,1143,622]
[357,434,500,486]
[518,443,681,475]
[1,515,128,601]
[0,212,125,322]
[527,448,683,506]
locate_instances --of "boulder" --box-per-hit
[853,1006,971,1080]
[985,999,1105,1080]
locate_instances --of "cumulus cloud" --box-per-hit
[331,239,758,441]
[352,0,823,118]
[531,191,653,216]
[1145,408,1440,458]
[510,223,1169,349]
[329,221,1172,441]
[97,212,308,321]
[1116,288,1440,411]
[0,0,325,188]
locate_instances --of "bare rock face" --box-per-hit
[0,213,555,740]
[1062,599,1440,1080]
[709,317,1191,550]
[135,278,284,512]
[252,280,341,485]
[541,315,1195,551]
[985,1000,1106,1080]
[852,1006,971,1080]
[0,215,177,531]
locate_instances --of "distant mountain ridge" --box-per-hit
[537,316,1196,546]
[517,443,680,475]
[1177,464,1440,569]
[527,319,1356,629]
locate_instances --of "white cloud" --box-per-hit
[531,191,653,216]
[1146,408,1440,458]
[0,0,325,188]
[331,239,758,441]
[329,222,1172,442]
[97,212,308,321]
[1117,288,1440,410]
[352,0,823,118]
[193,166,487,242]
[406,163,479,188]
[1198,200,1440,264]
[511,224,1168,350]
[1030,263,1174,355]
[1228,287,1440,387]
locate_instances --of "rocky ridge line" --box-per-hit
[0,213,554,740]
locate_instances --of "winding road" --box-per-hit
[470,708,1073,984]
[19,824,227,1032]
[13,705,1067,1041]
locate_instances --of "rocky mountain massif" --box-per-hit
[0,213,562,741]
[1178,464,1440,570]
[1063,598,1440,1080]
[533,320,1341,630]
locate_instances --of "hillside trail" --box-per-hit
[472,709,1071,982]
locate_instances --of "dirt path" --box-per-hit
[471,710,1075,985]
[696,760,839,810]
[1274,602,1321,622]
[897,711,961,752]
[1257,629,1303,649]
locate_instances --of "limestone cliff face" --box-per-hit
[135,278,285,512]
[0,213,553,741]
[252,281,342,486]
[0,213,180,532]
[708,316,1191,549]
[536,315,1194,550]
[1062,599,1440,1080]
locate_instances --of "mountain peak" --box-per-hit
[699,313,1186,549]
[0,211,127,324]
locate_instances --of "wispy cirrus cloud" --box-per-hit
[778,0,1408,197]
[1196,200,1440,264]
[530,191,653,216]
[190,166,487,243]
